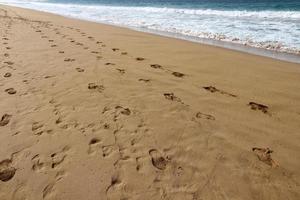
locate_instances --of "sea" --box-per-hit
[1,0,300,61]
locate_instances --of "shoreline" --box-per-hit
[1,4,300,200]
[131,26,300,64]
[1,3,300,64]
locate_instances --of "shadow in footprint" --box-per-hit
[164,93,182,103]
[4,72,12,78]
[252,147,278,167]
[172,71,185,78]
[105,63,115,66]
[64,58,75,62]
[203,86,237,97]
[195,112,215,120]
[76,68,85,72]
[139,78,150,83]
[0,159,16,182]
[149,149,168,170]
[0,114,12,126]
[5,88,16,95]
[116,68,125,74]
[136,57,145,61]
[4,61,14,65]
[88,138,101,155]
[248,102,269,115]
[150,64,162,69]
[88,83,104,92]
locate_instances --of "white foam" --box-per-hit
[1,0,300,56]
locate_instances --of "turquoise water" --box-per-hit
[1,0,300,56]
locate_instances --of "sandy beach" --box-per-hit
[0,5,300,200]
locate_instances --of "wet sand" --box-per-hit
[1,5,300,200]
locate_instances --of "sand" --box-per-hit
[0,5,300,200]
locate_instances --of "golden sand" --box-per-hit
[0,5,300,200]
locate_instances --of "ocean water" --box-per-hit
[1,0,300,56]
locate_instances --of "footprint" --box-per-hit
[150,64,162,69]
[252,147,278,167]
[31,154,45,172]
[91,51,99,54]
[88,138,101,155]
[149,149,168,170]
[4,72,12,77]
[112,48,119,51]
[64,58,75,62]
[195,112,215,120]
[114,106,131,116]
[248,102,269,114]
[0,159,16,182]
[4,53,9,57]
[172,71,185,78]
[105,63,115,66]
[106,173,122,193]
[44,75,55,79]
[136,57,145,61]
[103,123,110,129]
[96,41,102,44]
[121,52,127,55]
[135,157,142,171]
[32,122,44,135]
[76,67,84,72]
[203,86,237,97]
[203,86,218,93]
[5,88,17,95]
[88,83,104,92]
[59,51,64,54]
[43,182,55,199]
[4,61,14,65]
[51,147,69,169]
[164,93,182,103]
[0,114,12,126]
[102,145,114,157]
[51,44,57,47]
[116,68,125,74]
[138,78,150,83]
[120,107,131,115]
[48,40,54,42]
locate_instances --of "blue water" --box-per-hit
[48,0,300,11]
[1,0,300,55]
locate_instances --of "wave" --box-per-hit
[1,0,300,55]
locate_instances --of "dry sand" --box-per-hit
[0,5,300,200]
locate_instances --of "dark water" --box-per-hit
[48,0,300,11]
